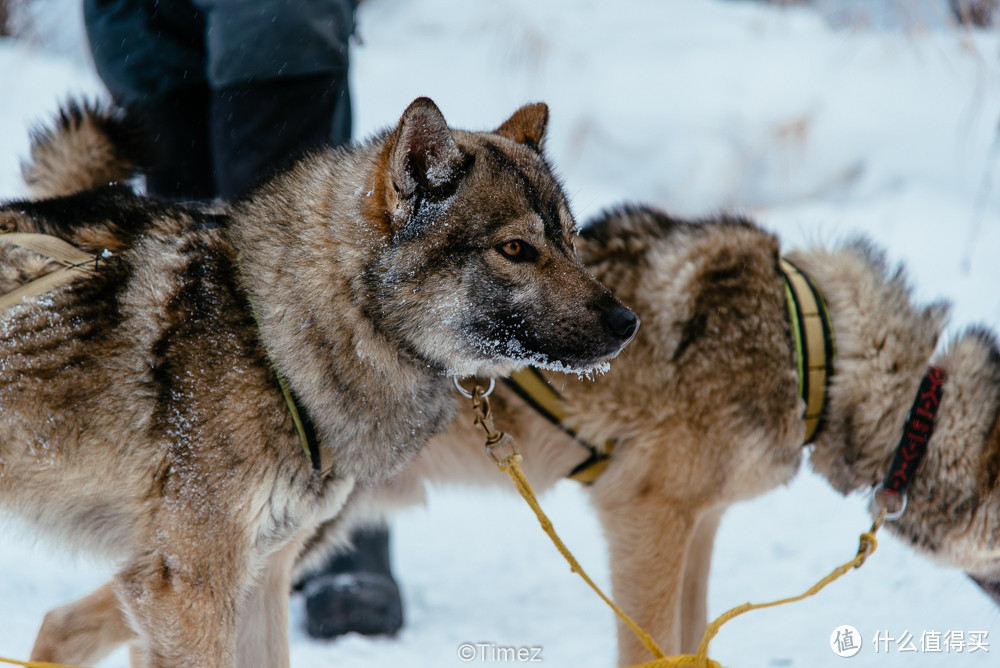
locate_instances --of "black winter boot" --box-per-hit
[209,73,351,201]
[301,524,404,639]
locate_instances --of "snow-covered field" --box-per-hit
[2,1,1000,666]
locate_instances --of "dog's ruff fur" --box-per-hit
[0,98,636,668]
[22,184,1000,661]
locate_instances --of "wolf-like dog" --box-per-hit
[28,207,1000,665]
[325,207,999,666]
[0,98,637,668]
[378,207,1000,665]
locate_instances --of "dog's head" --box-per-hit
[361,97,637,377]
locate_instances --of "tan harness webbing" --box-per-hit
[779,257,835,444]
[507,257,835,485]
[0,232,101,313]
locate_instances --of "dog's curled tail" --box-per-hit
[20,99,142,200]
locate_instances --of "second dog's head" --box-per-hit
[359,97,637,377]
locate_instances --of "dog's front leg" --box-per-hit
[114,549,247,668]
[592,494,694,665]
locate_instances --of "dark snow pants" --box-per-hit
[84,0,356,201]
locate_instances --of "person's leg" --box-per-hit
[84,0,215,202]
[198,0,354,200]
[208,74,351,200]
[137,85,215,202]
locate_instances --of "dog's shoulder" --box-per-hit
[575,207,802,471]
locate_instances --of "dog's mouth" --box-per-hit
[524,305,640,373]
[524,315,640,374]
[462,305,640,377]
[969,575,1000,608]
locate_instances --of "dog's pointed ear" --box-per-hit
[495,102,549,152]
[388,97,464,202]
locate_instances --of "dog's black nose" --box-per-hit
[606,304,639,342]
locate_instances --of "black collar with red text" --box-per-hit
[879,365,947,502]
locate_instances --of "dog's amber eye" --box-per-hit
[497,239,538,262]
[496,239,538,262]
[501,240,523,257]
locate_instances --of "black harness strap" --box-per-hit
[880,365,947,500]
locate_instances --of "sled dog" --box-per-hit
[0,98,637,668]
[26,163,998,663]
[325,205,1000,664]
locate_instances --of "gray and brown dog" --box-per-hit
[21,131,999,663]
[355,206,1000,664]
[0,98,636,668]
[35,204,1000,666]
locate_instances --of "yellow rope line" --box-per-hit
[466,380,887,668]
[687,526,880,667]
[500,449,884,668]
[499,453,668,661]
[0,657,90,668]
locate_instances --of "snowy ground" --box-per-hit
[2,1,1000,666]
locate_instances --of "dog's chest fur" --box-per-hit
[229,147,459,486]
[0,179,455,558]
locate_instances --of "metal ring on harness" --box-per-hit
[453,376,495,399]
[870,483,907,522]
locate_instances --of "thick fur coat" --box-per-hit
[368,207,1000,664]
[22,124,1000,666]
[0,98,636,668]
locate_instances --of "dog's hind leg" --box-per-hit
[679,506,723,654]
[30,581,136,665]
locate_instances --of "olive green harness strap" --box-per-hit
[274,371,324,472]
[240,283,325,474]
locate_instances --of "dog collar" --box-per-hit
[875,365,947,515]
[505,368,614,484]
[779,258,836,444]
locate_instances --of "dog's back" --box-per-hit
[1,102,223,310]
